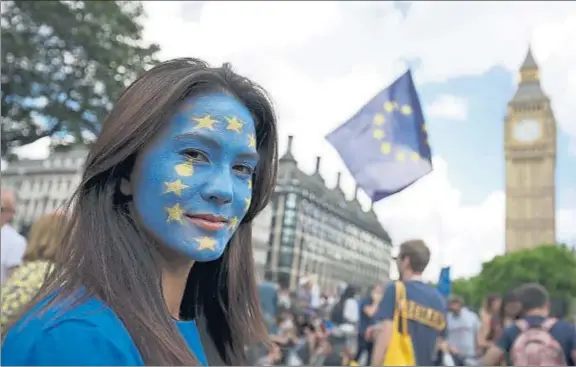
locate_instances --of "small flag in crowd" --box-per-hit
[326,70,432,203]
[437,266,451,297]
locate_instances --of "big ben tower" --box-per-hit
[505,47,557,253]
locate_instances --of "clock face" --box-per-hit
[513,119,542,143]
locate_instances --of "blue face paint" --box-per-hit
[132,93,258,261]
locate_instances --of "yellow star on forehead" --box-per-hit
[248,134,256,148]
[247,180,252,189]
[383,101,395,112]
[396,152,406,161]
[401,105,412,115]
[192,115,217,130]
[228,216,239,230]
[411,152,420,162]
[373,113,385,125]
[195,236,216,251]
[373,129,385,140]
[174,161,194,177]
[380,142,391,154]
[244,197,251,211]
[163,179,189,197]
[225,116,243,133]
[165,203,184,223]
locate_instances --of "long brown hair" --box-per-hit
[6,59,278,365]
[23,211,66,263]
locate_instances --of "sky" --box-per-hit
[12,1,576,280]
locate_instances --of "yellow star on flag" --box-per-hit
[373,113,385,125]
[396,152,406,161]
[195,236,216,251]
[380,142,391,154]
[164,179,189,197]
[244,197,251,211]
[373,129,385,140]
[383,101,395,112]
[228,216,239,230]
[248,134,256,148]
[192,115,217,130]
[165,203,184,223]
[401,105,412,115]
[411,152,420,162]
[225,116,243,133]
[174,161,194,177]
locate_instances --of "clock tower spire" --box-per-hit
[504,47,557,253]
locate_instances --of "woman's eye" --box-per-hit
[183,150,208,162]
[233,165,253,175]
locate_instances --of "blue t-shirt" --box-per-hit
[495,315,576,365]
[1,294,208,366]
[374,280,447,365]
[358,295,378,336]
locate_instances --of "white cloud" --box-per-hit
[427,95,469,121]
[373,156,506,280]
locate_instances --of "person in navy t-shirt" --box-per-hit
[482,283,576,366]
[371,239,447,366]
[1,58,279,366]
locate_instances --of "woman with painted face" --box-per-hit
[1,58,278,366]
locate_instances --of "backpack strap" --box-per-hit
[515,319,529,332]
[540,318,558,331]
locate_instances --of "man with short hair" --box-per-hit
[370,239,447,366]
[446,295,481,365]
[482,283,576,366]
[1,189,27,284]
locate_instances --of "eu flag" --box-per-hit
[326,70,432,202]
[437,266,451,297]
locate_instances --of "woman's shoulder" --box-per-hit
[2,291,143,366]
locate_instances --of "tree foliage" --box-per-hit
[452,244,576,311]
[1,1,160,156]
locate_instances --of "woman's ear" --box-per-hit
[119,177,132,196]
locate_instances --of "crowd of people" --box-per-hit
[0,58,575,366]
[253,239,576,366]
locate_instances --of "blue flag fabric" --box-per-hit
[437,266,451,297]
[326,70,432,202]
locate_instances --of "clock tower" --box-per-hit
[504,47,557,252]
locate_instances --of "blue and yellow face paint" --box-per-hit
[131,93,258,261]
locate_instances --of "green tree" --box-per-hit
[474,244,576,302]
[452,245,576,310]
[1,1,160,156]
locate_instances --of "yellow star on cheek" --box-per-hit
[174,161,194,177]
[192,115,217,130]
[244,197,251,212]
[225,116,243,133]
[163,179,189,197]
[248,134,256,148]
[195,236,217,251]
[247,180,252,190]
[165,203,184,223]
[228,216,239,230]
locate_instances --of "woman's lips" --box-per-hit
[185,215,227,231]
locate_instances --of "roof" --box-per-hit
[278,136,392,243]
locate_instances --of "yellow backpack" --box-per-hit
[383,281,416,366]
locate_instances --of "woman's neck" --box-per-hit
[162,260,194,320]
